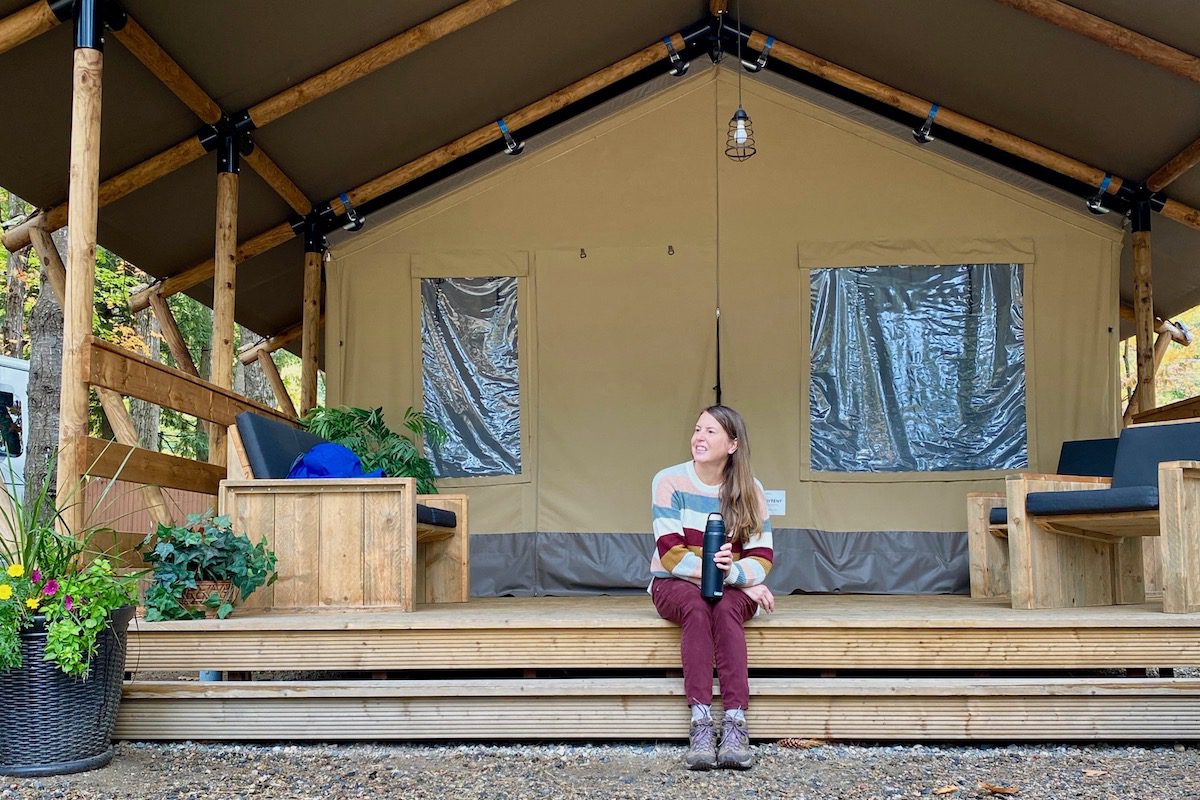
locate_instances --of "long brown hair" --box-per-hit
[701,405,763,546]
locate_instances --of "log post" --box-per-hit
[1131,198,1156,415]
[209,131,242,466]
[300,221,323,415]
[28,218,66,305]
[58,0,105,537]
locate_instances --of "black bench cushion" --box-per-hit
[1025,485,1159,516]
[235,411,326,480]
[1056,437,1119,478]
[1111,421,1200,489]
[417,504,457,528]
[235,412,457,529]
[988,506,1008,526]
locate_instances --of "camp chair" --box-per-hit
[1003,421,1200,613]
[966,438,1118,599]
[220,411,469,612]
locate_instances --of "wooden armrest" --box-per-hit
[1006,473,1111,485]
[966,491,1005,499]
[1160,460,1200,472]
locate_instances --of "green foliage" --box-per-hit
[0,458,139,678]
[138,513,278,621]
[300,406,446,494]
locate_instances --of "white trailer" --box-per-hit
[0,354,28,498]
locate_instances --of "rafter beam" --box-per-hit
[3,0,515,253]
[239,319,306,365]
[0,1,61,58]
[131,32,689,310]
[1147,135,1200,193]
[993,0,1200,85]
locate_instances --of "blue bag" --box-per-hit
[286,443,385,479]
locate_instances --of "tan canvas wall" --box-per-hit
[326,68,1122,537]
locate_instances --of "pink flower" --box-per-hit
[63,595,74,612]
[42,579,58,596]
[30,569,41,584]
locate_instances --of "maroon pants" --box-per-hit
[651,577,758,710]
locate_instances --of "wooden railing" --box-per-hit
[81,336,298,546]
[1131,394,1200,425]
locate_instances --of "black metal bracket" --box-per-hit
[707,14,724,64]
[1129,186,1154,232]
[71,0,126,50]
[664,36,688,76]
[198,111,256,174]
[293,212,328,253]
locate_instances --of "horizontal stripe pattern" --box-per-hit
[649,461,773,587]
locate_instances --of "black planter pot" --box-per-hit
[0,605,133,777]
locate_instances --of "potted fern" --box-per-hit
[300,406,446,494]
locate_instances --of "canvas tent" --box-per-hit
[0,0,1196,595]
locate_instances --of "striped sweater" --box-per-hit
[650,460,773,588]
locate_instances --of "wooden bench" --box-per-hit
[1004,421,1200,613]
[966,438,1119,599]
[221,414,468,612]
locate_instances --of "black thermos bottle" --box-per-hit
[701,512,726,600]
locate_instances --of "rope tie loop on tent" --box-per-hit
[1087,174,1113,215]
[497,118,524,155]
[664,36,688,76]
[912,103,939,145]
[743,35,773,72]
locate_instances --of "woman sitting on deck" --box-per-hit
[649,404,775,771]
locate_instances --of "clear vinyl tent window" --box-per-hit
[420,276,522,478]
[808,263,1027,472]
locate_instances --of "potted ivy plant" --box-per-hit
[138,512,278,621]
[301,405,446,494]
[0,463,140,777]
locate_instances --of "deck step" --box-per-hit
[116,677,1200,741]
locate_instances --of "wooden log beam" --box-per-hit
[709,1,728,15]
[146,290,198,375]
[1147,135,1200,193]
[239,320,304,365]
[127,221,294,314]
[243,148,312,216]
[1123,328,1174,426]
[132,33,689,307]
[248,0,518,128]
[96,388,173,526]
[58,44,104,538]
[7,0,515,255]
[257,351,297,419]
[3,137,207,253]
[749,31,1127,201]
[86,337,295,428]
[0,1,60,58]
[1132,227,1156,413]
[300,250,321,414]
[110,15,221,124]
[27,218,66,306]
[993,0,1200,86]
[209,170,239,466]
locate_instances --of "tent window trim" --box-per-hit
[410,257,533,488]
[797,239,1036,483]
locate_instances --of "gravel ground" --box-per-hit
[2,740,1197,800]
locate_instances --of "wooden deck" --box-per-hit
[117,594,1200,742]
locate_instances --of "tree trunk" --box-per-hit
[3,193,30,356]
[129,307,160,449]
[23,231,65,509]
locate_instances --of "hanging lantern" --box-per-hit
[725,106,756,161]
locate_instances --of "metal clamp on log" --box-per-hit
[497,118,524,155]
[743,35,773,72]
[664,36,688,76]
[1086,174,1113,215]
[912,103,938,145]
[337,192,364,232]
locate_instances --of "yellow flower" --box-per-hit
[0,585,12,600]
[24,598,38,611]
[6,564,22,578]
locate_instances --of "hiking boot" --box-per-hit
[685,718,718,770]
[717,714,754,769]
